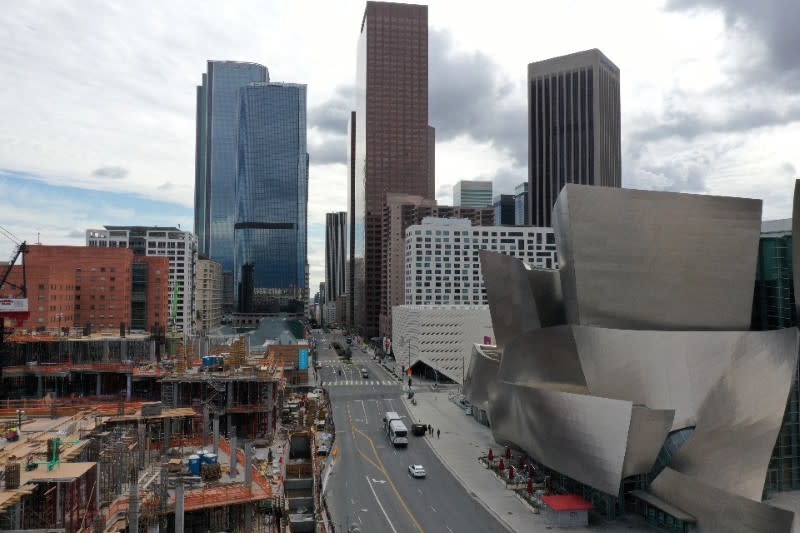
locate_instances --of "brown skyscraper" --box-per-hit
[350,1,434,337]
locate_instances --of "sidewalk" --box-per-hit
[401,390,654,533]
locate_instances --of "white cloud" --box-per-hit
[2,0,799,294]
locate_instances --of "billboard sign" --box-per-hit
[0,299,28,312]
[298,348,309,370]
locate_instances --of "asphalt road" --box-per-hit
[317,332,507,533]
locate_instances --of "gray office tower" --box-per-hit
[527,49,620,227]
[195,61,269,269]
[325,212,346,307]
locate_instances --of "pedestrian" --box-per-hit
[437,429,440,439]
[427,424,432,434]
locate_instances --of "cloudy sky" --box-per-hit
[2,0,799,293]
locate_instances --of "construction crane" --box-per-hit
[0,225,29,346]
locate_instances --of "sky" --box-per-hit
[1,0,799,294]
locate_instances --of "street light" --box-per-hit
[16,409,24,432]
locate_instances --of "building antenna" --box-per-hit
[37,232,40,245]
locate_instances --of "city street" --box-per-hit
[317,332,507,533]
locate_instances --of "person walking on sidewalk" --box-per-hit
[437,428,440,439]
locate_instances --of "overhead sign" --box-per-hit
[0,299,28,312]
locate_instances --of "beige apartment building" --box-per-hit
[196,258,223,333]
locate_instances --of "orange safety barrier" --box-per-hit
[183,484,259,511]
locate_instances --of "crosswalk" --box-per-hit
[319,359,373,366]
[321,379,399,387]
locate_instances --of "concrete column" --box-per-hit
[13,502,21,529]
[163,418,171,461]
[126,374,132,401]
[56,482,62,527]
[95,459,101,514]
[212,415,220,456]
[244,503,254,532]
[37,375,43,398]
[175,481,184,533]
[121,338,128,361]
[227,382,234,407]
[244,442,253,487]
[129,478,139,533]
[138,421,146,468]
[202,405,210,446]
[102,340,109,362]
[229,427,238,477]
[149,340,156,361]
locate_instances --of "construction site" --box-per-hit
[0,330,331,533]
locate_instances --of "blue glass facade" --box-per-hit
[234,83,308,312]
[195,61,269,268]
[493,194,516,226]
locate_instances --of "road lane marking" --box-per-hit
[353,426,424,532]
[360,399,368,424]
[366,475,398,533]
[430,505,437,513]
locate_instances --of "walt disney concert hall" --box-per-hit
[465,183,800,532]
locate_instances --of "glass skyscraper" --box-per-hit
[195,61,269,269]
[234,83,308,313]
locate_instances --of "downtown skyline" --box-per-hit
[2,0,800,293]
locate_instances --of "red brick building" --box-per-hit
[1,245,137,332]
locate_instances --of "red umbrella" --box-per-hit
[527,478,533,495]
[505,447,512,459]
[498,458,505,471]
[488,448,494,462]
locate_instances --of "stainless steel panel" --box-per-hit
[488,382,672,495]
[667,327,798,501]
[526,267,565,327]
[500,325,586,390]
[623,406,676,478]
[463,344,500,416]
[553,184,762,330]
[479,251,540,350]
[649,468,794,533]
[571,327,781,431]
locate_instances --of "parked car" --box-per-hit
[411,423,427,436]
[408,464,426,478]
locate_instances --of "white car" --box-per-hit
[408,464,426,478]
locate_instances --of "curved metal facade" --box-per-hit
[469,183,800,532]
[553,185,762,331]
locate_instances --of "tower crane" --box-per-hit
[0,225,29,346]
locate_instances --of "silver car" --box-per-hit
[408,464,426,478]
